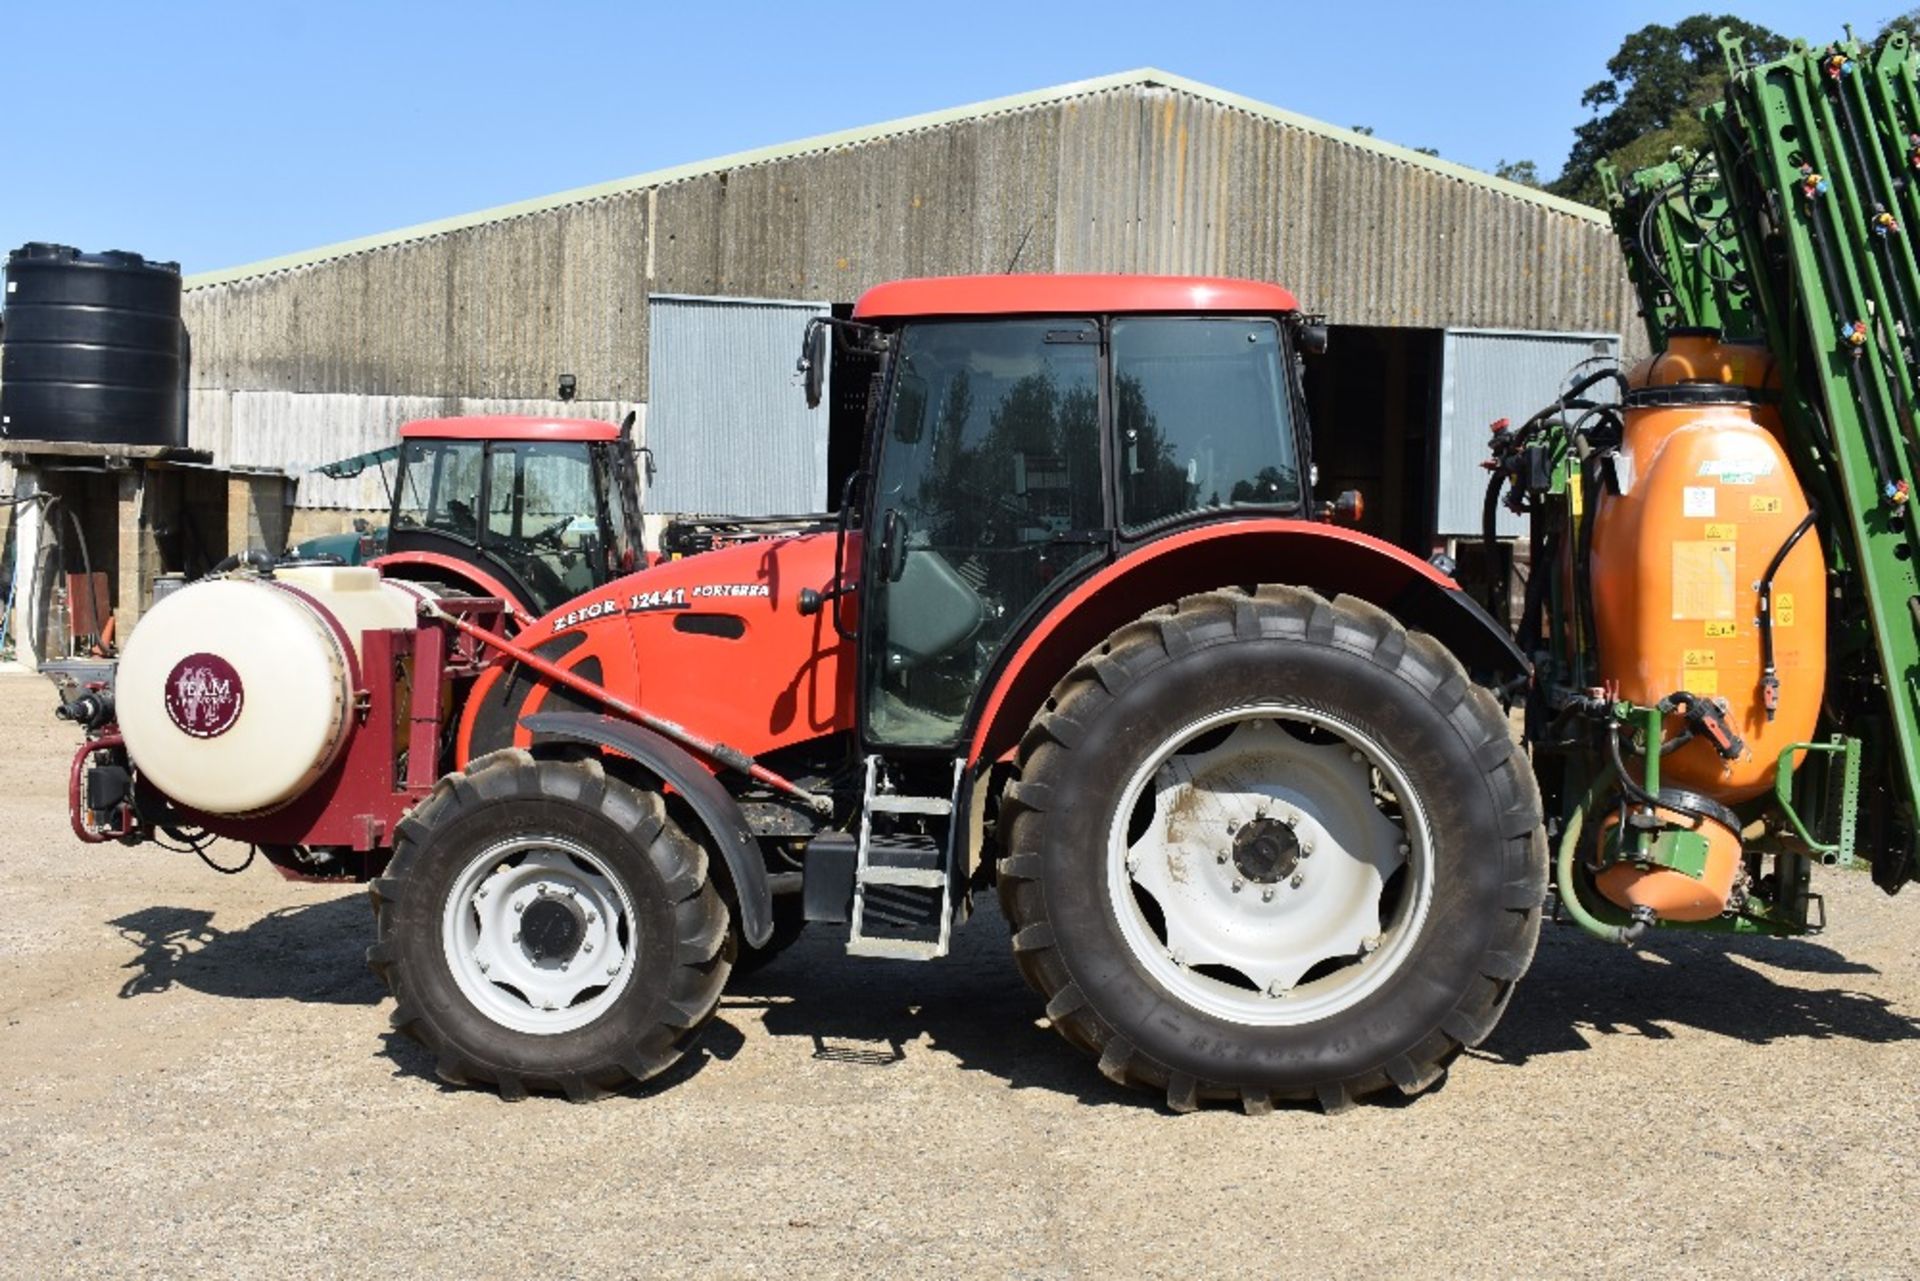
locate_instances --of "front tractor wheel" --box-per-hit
[997,587,1546,1113]
[368,750,731,1100]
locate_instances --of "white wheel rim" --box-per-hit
[440,835,638,1035]
[1105,703,1435,1027]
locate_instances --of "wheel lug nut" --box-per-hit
[1261,888,1274,903]
[1300,843,1313,858]
[1284,814,1298,828]
[585,911,598,925]
[536,884,548,897]
[1231,879,1244,893]
[1350,750,1364,763]
[607,962,622,977]
[1266,981,1287,998]
[1216,851,1229,864]
[513,900,525,913]
[1361,934,1382,954]
[475,886,489,899]
[1290,873,1305,888]
[582,942,594,954]
[477,958,490,973]
[1399,842,1411,856]
[511,931,521,944]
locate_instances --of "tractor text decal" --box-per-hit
[551,583,770,632]
[165,653,245,738]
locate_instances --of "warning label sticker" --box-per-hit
[1683,486,1717,518]
[1776,592,1796,627]
[1673,541,1738,620]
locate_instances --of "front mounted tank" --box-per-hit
[115,566,433,816]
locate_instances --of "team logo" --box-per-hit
[164,654,244,738]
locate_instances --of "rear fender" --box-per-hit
[369,550,529,627]
[519,710,773,948]
[967,519,1525,765]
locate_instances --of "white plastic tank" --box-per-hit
[115,566,430,815]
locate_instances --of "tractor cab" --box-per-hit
[810,276,1320,750]
[306,416,647,621]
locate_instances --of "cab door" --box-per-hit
[860,318,1109,748]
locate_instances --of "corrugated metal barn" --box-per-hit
[178,68,1637,551]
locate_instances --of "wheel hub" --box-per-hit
[1231,815,1301,884]
[520,894,587,963]
[440,841,636,1035]
[1108,707,1434,1027]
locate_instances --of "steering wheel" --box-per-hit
[526,514,577,548]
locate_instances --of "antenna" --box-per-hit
[1003,221,1035,274]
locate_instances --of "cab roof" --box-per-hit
[399,416,621,443]
[852,274,1301,320]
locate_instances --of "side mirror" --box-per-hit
[1296,321,1329,356]
[800,320,829,410]
[637,444,658,487]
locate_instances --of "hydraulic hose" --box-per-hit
[1556,772,1652,946]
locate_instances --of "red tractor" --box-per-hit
[296,415,650,627]
[60,275,1544,1112]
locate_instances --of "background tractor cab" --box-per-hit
[297,415,646,624]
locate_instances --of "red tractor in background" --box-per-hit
[294,415,650,627]
[61,274,1544,1113]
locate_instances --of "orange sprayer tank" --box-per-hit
[1626,327,1784,441]
[1589,386,1825,804]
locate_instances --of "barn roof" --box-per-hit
[186,68,1602,291]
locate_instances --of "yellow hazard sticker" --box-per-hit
[1705,523,1738,540]
[1685,669,1720,694]
[1776,592,1795,627]
[1672,541,1739,620]
[1705,621,1738,638]
[1750,495,1782,514]
[1682,648,1716,667]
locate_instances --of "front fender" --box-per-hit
[520,711,772,948]
[967,519,1525,765]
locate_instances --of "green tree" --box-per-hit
[1493,158,1540,187]
[1550,15,1788,205]
[1876,8,1920,40]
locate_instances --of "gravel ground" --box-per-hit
[2,670,1917,1279]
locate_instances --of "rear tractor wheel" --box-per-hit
[997,587,1546,1113]
[368,749,731,1100]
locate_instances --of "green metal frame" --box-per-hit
[1570,29,1920,898]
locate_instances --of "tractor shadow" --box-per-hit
[110,897,386,1005]
[1476,922,1920,1065]
[108,896,745,1094]
[726,901,1144,1109]
[107,893,1920,1106]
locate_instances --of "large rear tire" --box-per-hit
[997,587,1546,1113]
[368,749,731,1100]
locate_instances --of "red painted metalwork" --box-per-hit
[852,274,1302,320]
[368,551,527,626]
[966,518,1460,765]
[426,597,828,811]
[68,735,133,843]
[399,416,619,443]
[455,531,856,771]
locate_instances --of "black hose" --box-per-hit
[1757,506,1820,720]
[207,549,276,577]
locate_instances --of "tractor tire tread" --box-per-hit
[997,584,1544,1113]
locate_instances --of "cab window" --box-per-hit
[1113,317,1303,527]
[395,440,484,541]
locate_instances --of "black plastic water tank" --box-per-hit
[0,242,188,447]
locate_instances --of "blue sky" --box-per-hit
[0,0,1881,274]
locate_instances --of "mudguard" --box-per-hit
[966,519,1528,765]
[520,710,772,948]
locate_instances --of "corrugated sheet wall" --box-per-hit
[645,296,827,514]
[178,79,1640,513]
[1436,328,1621,537]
